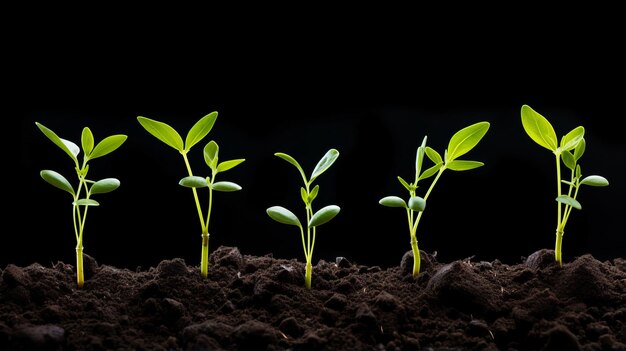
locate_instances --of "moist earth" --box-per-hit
[1,247,625,350]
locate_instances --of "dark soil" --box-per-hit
[1,247,625,351]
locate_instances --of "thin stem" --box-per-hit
[181,152,206,230]
[555,153,563,264]
[412,168,445,234]
[200,180,213,278]
[555,154,562,228]
[299,226,307,261]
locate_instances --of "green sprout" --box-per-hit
[137,112,245,278]
[521,104,609,266]
[36,122,127,288]
[266,149,341,289]
[379,122,490,277]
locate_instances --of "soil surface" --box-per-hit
[1,247,625,351]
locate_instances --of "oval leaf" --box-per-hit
[81,127,94,156]
[408,196,426,212]
[179,176,209,188]
[217,159,245,173]
[418,162,443,181]
[300,187,308,203]
[308,205,340,227]
[561,150,575,171]
[425,146,442,164]
[397,176,412,191]
[556,195,581,210]
[521,105,558,151]
[446,160,484,171]
[185,112,218,151]
[267,206,301,227]
[580,175,609,187]
[416,136,427,176]
[310,149,339,182]
[379,196,407,208]
[35,122,79,162]
[275,152,307,183]
[447,122,490,162]
[90,178,120,194]
[40,170,75,196]
[137,116,184,151]
[74,199,100,206]
[560,126,585,151]
[203,140,219,168]
[309,184,320,202]
[89,135,127,160]
[212,181,242,192]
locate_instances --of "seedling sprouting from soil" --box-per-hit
[267,149,341,289]
[521,104,609,266]
[36,122,127,288]
[137,113,245,277]
[379,122,490,277]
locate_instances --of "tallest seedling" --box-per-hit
[137,113,245,277]
[521,105,608,266]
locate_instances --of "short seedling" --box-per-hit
[521,104,609,266]
[379,122,490,277]
[137,113,245,277]
[36,122,127,288]
[266,149,341,289]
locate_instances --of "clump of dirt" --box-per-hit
[1,247,625,350]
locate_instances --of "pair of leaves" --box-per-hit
[179,176,242,192]
[36,122,127,164]
[521,105,585,153]
[137,112,218,153]
[379,196,426,211]
[203,140,246,173]
[267,205,341,228]
[40,170,120,199]
[275,149,339,186]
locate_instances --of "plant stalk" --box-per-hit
[410,235,420,277]
[201,233,209,277]
[555,229,564,267]
[76,244,84,288]
[305,261,312,289]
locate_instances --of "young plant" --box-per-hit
[521,104,609,266]
[379,122,490,277]
[36,122,127,288]
[266,149,341,289]
[137,113,245,278]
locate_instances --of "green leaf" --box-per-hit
[179,176,209,188]
[137,116,184,151]
[74,199,100,206]
[309,185,320,202]
[217,159,245,173]
[184,112,218,151]
[89,135,127,160]
[556,195,581,210]
[397,176,412,191]
[425,146,442,164]
[310,149,339,182]
[90,178,120,194]
[204,141,219,168]
[35,122,79,163]
[308,205,340,227]
[580,175,609,187]
[212,181,242,192]
[447,121,490,161]
[81,127,94,156]
[267,206,302,227]
[576,164,582,179]
[379,196,407,208]
[574,138,586,161]
[520,105,558,151]
[40,170,75,196]
[416,136,427,177]
[418,162,442,181]
[276,152,309,185]
[560,126,585,151]
[408,196,426,211]
[300,187,308,203]
[561,150,576,171]
[446,160,484,171]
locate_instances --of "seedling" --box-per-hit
[521,104,609,266]
[266,149,341,289]
[137,113,245,277]
[379,122,490,277]
[36,122,127,288]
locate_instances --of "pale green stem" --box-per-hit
[200,179,213,278]
[555,153,563,264]
[411,168,445,234]
[181,152,207,230]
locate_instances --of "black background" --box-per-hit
[10,14,625,271]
